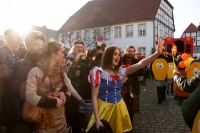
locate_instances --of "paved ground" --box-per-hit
[130,79,191,133]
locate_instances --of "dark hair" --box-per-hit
[87,48,98,58]
[63,46,70,57]
[101,45,122,71]
[96,43,106,51]
[24,31,46,49]
[42,40,63,82]
[101,43,106,51]
[74,40,84,46]
[45,40,63,56]
[94,52,103,67]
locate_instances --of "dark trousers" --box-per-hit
[157,86,166,103]
[65,97,84,133]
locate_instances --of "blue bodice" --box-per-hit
[88,67,127,104]
[99,78,123,103]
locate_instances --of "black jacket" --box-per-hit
[65,53,91,99]
[121,55,143,95]
[173,73,200,93]
[174,72,200,128]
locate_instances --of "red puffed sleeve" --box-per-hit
[88,67,102,87]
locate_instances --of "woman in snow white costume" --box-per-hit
[86,42,163,133]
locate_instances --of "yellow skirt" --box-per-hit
[85,99,132,133]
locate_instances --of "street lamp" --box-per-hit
[197,22,200,36]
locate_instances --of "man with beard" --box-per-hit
[7,31,46,132]
[121,45,143,123]
[0,29,21,132]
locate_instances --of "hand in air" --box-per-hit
[157,37,164,54]
[75,52,85,62]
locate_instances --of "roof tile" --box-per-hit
[59,0,164,32]
[184,23,197,33]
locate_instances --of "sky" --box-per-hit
[0,0,199,38]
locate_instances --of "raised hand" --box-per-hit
[75,52,85,62]
[157,37,164,54]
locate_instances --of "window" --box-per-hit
[138,47,146,56]
[138,24,146,36]
[84,30,89,41]
[194,47,197,53]
[126,25,133,37]
[104,27,110,39]
[76,31,81,40]
[91,29,97,41]
[115,26,121,38]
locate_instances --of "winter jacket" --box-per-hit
[173,72,200,129]
[0,46,20,127]
[173,73,200,93]
[121,55,143,95]
[65,52,91,99]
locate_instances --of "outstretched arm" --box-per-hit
[173,70,200,93]
[126,40,163,76]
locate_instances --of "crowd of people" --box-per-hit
[1,28,200,133]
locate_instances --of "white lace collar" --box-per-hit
[93,67,124,81]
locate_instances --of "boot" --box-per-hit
[170,83,173,94]
[166,88,169,94]
[157,86,162,104]
[162,86,166,101]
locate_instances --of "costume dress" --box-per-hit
[85,67,132,133]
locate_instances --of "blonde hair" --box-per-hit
[124,45,135,52]
[198,53,200,58]
[125,45,137,59]
[69,45,74,54]
[69,45,85,54]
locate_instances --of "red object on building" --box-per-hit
[165,37,194,57]
[97,34,104,42]
[165,37,194,98]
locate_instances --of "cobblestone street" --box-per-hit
[130,79,191,133]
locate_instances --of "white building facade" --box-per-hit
[58,0,175,56]
[181,23,200,57]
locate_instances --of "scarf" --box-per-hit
[37,57,63,92]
